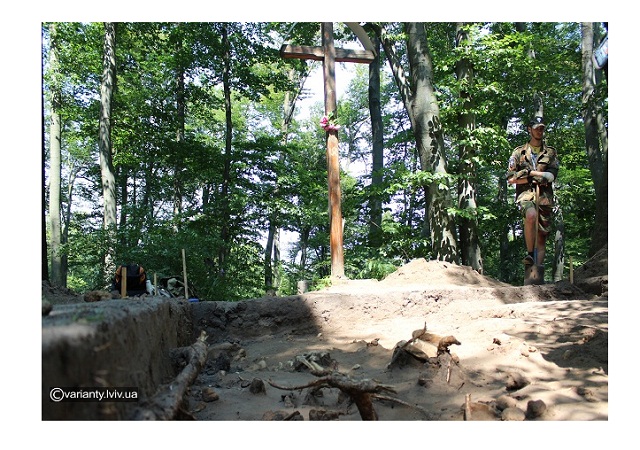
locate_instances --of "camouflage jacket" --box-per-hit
[506,142,559,207]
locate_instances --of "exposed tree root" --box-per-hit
[131,331,208,420]
[268,371,396,420]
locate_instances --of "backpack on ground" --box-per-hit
[114,264,147,297]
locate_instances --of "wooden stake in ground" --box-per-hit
[182,248,189,299]
[570,255,574,284]
[464,393,472,420]
[281,22,375,280]
[121,266,127,298]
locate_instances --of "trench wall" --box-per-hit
[42,294,321,420]
[42,298,193,420]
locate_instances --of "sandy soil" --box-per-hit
[41,248,609,426]
[185,255,609,422]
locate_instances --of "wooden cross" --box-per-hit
[281,22,376,279]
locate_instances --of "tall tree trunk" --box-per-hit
[42,95,49,282]
[455,22,483,273]
[173,31,186,230]
[552,210,565,281]
[48,23,65,287]
[61,165,80,284]
[218,24,233,278]
[265,70,299,294]
[498,178,511,281]
[274,228,282,289]
[368,32,384,248]
[404,22,458,263]
[118,166,128,248]
[264,220,276,294]
[581,22,608,255]
[377,22,459,262]
[299,226,310,279]
[99,22,118,278]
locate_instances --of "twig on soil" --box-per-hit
[131,331,209,420]
[372,393,431,419]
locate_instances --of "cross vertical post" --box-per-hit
[280,22,375,281]
[321,22,344,279]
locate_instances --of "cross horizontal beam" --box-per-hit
[280,44,375,64]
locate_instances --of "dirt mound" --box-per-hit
[42,280,82,305]
[573,244,608,295]
[380,258,510,288]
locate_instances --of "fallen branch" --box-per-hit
[132,331,208,420]
[269,372,396,420]
[372,393,431,419]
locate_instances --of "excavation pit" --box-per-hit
[42,262,608,421]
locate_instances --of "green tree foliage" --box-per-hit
[43,22,606,297]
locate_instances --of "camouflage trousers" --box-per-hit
[516,188,553,234]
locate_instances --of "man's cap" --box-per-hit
[528,116,546,129]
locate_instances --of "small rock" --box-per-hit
[262,410,303,421]
[262,410,282,420]
[42,299,52,316]
[526,399,547,419]
[84,290,113,302]
[249,359,267,371]
[211,352,231,372]
[249,378,266,394]
[465,402,498,421]
[505,371,530,391]
[234,348,247,360]
[282,393,295,407]
[201,387,219,402]
[501,407,526,421]
[493,333,511,345]
[495,395,518,411]
[575,386,597,402]
[309,409,341,420]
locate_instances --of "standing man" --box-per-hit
[507,116,560,269]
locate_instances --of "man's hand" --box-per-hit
[539,172,555,183]
[531,171,555,184]
[514,169,529,179]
